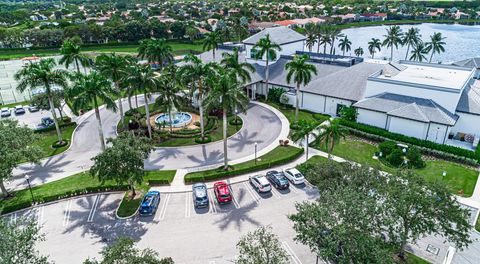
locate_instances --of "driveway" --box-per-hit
[7,97,285,190]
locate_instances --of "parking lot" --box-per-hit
[1,105,60,129]
[6,180,320,264]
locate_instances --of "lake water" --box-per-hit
[340,23,480,63]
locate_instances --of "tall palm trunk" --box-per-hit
[93,97,106,151]
[390,46,394,61]
[144,93,152,138]
[295,83,300,124]
[330,38,335,55]
[222,106,228,170]
[75,59,80,73]
[127,94,133,110]
[316,40,320,53]
[135,94,139,109]
[323,43,327,54]
[198,80,205,139]
[265,57,270,101]
[115,81,125,128]
[48,93,63,143]
[0,180,9,197]
[168,106,173,132]
[429,51,434,63]
[405,43,411,60]
[212,48,216,60]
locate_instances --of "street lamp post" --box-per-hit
[24,174,34,203]
[305,134,309,162]
[254,142,258,165]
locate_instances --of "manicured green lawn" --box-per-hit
[0,41,204,60]
[0,169,176,215]
[34,123,77,158]
[476,215,480,232]
[184,145,304,183]
[402,252,431,264]
[313,137,479,197]
[266,101,330,125]
[0,100,31,108]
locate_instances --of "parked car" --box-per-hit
[139,191,160,216]
[249,175,272,193]
[14,105,25,115]
[0,107,11,117]
[192,183,209,208]
[283,168,306,185]
[214,181,232,204]
[28,105,39,112]
[41,117,54,127]
[266,170,290,190]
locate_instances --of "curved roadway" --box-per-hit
[8,97,284,190]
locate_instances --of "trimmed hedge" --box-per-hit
[339,119,479,165]
[184,146,304,183]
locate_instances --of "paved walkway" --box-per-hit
[7,97,289,191]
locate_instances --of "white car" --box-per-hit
[283,168,306,185]
[0,107,11,117]
[249,175,272,193]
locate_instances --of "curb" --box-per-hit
[114,194,139,220]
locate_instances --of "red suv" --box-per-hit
[214,181,232,204]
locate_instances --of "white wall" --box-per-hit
[426,123,449,144]
[452,112,480,136]
[387,116,429,139]
[357,109,387,129]
[301,92,325,113]
[365,80,462,113]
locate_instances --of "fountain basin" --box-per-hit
[155,112,193,128]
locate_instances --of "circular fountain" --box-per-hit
[155,107,193,128]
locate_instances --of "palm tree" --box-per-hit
[338,35,352,56]
[137,39,174,71]
[329,25,344,55]
[221,48,255,84]
[203,31,223,60]
[354,47,364,57]
[291,119,319,161]
[382,25,403,61]
[59,40,91,73]
[155,66,184,132]
[426,32,446,63]
[409,41,429,62]
[285,54,318,125]
[204,70,249,170]
[306,34,317,53]
[125,64,159,138]
[14,58,69,144]
[252,34,282,101]
[402,27,421,60]
[179,54,219,140]
[317,119,347,159]
[368,38,382,59]
[95,53,127,129]
[68,72,117,150]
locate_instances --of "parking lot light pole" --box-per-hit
[254,142,258,165]
[25,174,35,203]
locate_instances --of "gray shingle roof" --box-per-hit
[354,93,458,125]
[456,80,480,115]
[453,58,480,69]
[242,26,306,45]
[301,62,391,101]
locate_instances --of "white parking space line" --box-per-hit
[208,190,217,214]
[270,187,282,199]
[87,195,100,222]
[243,182,260,204]
[282,241,303,264]
[62,199,73,227]
[229,186,241,209]
[289,184,299,194]
[157,193,171,221]
[185,192,191,218]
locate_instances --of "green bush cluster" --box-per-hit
[386,149,405,167]
[339,119,479,165]
[184,146,304,183]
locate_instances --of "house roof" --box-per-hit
[453,58,480,69]
[456,80,480,115]
[354,93,458,125]
[301,62,392,101]
[242,26,306,45]
[274,20,296,26]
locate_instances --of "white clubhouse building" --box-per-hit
[196,26,480,149]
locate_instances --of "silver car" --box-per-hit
[0,107,11,117]
[192,183,209,208]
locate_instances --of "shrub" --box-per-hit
[195,135,212,144]
[339,106,357,121]
[386,149,404,167]
[339,119,479,164]
[268,87,285,103]
[378,141,397,157]
[229,117,243,126]
[407,147,426,169]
